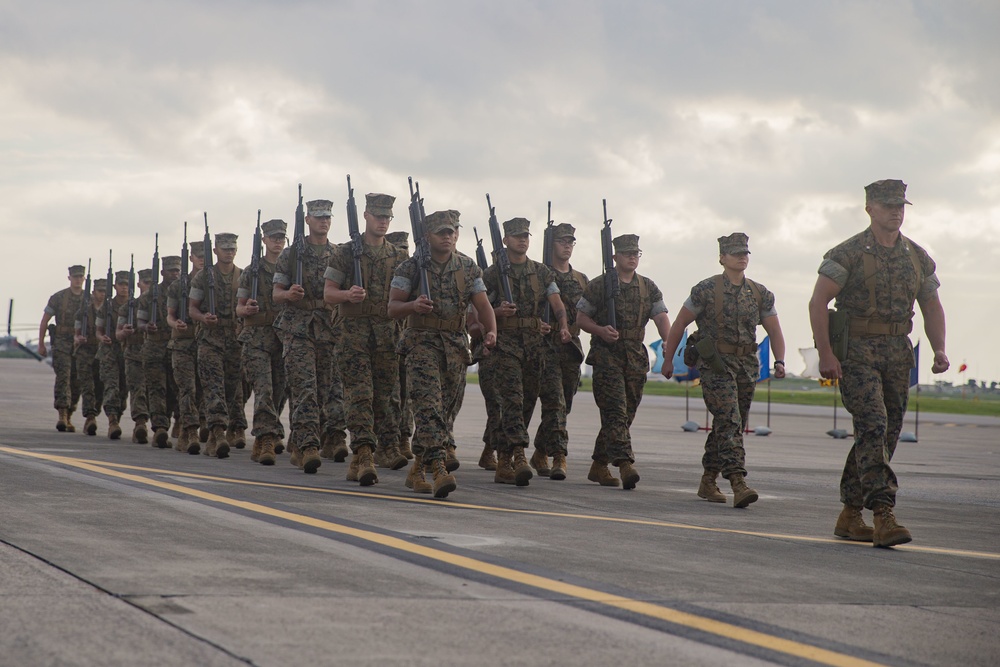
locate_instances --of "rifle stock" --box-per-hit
[407,177,431,298]
[346,175,364,288]
[486,194,513,304]
[293,183,305,287]
[204,213,216,316]
[600,199,618,329]
[250,210,262,301]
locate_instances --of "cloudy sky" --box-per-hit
[3,0,998,384]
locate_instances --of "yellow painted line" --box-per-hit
[3,446,887,667]
[4,446,997,562]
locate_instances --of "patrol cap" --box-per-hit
[94,278,108,290]
[162,255,182,271]
[503,217,531,236]
[424,210,461,233]
[69,265,86,277]
[552,223,576,240]
[612,234,641,253]
[306,199,334,217]
[189,240,205,257]
[138,268,153,281]
[114,270,130,284]
[385,231,409,249]
[718,232,750,255]
[865,179,911,205]
[214,233,238,250]
[365,193,395,217]
[261,219,287,237]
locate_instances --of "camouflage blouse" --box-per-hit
[325,240,407,351]
[273,240,337,341]
[577,273,667,370]
[684,275,776,347]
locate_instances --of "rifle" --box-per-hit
[203,213,216,316]
[486,194,513,304]
[150,234,160,327]
[346,175,364,288]
[80,258,92,339]
[293,183,305,287]
[542,200,554,323]
[179,222,190,325]
[250,210,262,301]
[102,250,113,336]
[600,199,619,329]
[473,227,489,271]
[407,177,431,298]
[126,254,136,328]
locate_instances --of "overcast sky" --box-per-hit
[2,0,998,384]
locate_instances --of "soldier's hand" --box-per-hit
[74,334,86,345]
[174,320,187,331]
[413,295,434,314]
[539,321,552,335]
[288,284,306,302]
[558,327,571,344]
[100,334,113,345]
[931,351,950,374]
[495,302,517,317]
[37,342,47,357]
[467,322,484,340]
[774,364,786,379]
[599,326,619,344]
[661,366,673,380]
[818,350,842,380]
[146,322,158,333]
[246,299,260,315]
[483,331,497,350]
[204,313,219,327]
[347,286,366,304]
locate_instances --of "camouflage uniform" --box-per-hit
[137,267,178,434]
[385,231,413,451]
[44,283,83,413]
[577,254,667,465]
[168,261,204,433]
[74,293,106,420]
[820,224,938,510]
[325,232,406,455]
[118,277,149,425]
[98,290,129,420]
[238,251,286,442]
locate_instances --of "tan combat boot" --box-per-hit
[530,449,551,477]
[398,435,414,460]
[379,444,408,470]
[697,470,726,503]
[300,445,322,474]
[64,411,77,432]
[373,445,388,468]
[346,452,361,481]
[274,439,285,455]
[250,437,262,462]
[230,428,246,450]
[133,419,148,444]
[326,432,349,462]
[729,473,758,508]
[430,459,457,499]
[257,435,276,466]
[405,459,432,494]
[212,426,230,459]
[289,445,303,468]
[184,427,200,455]
[108,415,122,441]
[177,425,189,452]
[153,427,170,449]
[494,451,515,484]
[511,447,533,487]
[478,444,497,471]
[203,427,218,457]
[356,445,378,486]
[834,504,874,542]
[171,420,180,439]
[872,505,912,548]
[587,460,620,487]
[198,420,210,443]
[549,452,567,481]
[56,408,68,432]
[444,445,460,472]
[616,460,640,490]
[84,416,98,436]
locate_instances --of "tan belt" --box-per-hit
[340,302,388,319]
[291,298,330,311]
[243,312,276,327]
[407,314,465,332]
[716,341,758,355]
[849,318,912,337]
[497,316,542,332]
[618,328,645,341]
[54,325,75,336]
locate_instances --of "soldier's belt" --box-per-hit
[617,328,646,341]
[242,312,276,327]
[716,341,758,355]
[407,314,465,332]
[497,316,542,332]
[291,298,330,311]
[124,335,145,347]
[171,325,196,340]
[145,330,171,342]
[340,302,388,319]
[849,317,912,337]
[54,325,75,336]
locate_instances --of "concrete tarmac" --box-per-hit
[1,358,998,667]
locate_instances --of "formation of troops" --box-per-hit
[37,178,949,548]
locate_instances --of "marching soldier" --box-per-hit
[118,268,152,442]
[168,239,206,454]
[384,230,414,462]
[74,277,107,436]
[98,270,130,439]
[138,256,181,448]
[38,265,85,432]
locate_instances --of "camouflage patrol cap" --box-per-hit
[138,268,153,282]
[306,199,334,217]
[718,232,750,255]
[503,217,531,236]
[552,223,576,240]
[385,231,409,249]
[214,233,238,250]
[865,179,911,205]
[114,270,130,284]
[261,219,287,237]
[189,240,205,257]
[94,278,108,291]
[69,265,86,277]
[365,193,395,217]
[612,234,641,253]
[162,256,182,271]
[424,210,461,233]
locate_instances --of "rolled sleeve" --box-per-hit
[470,277,487,294]
[918,272,941,301]
[576,297,598,318]
[188,287,205,301]
[545,281,560,297]
[324,267,346,285]
[273,272,291,287]
[818,258,849,288]
[236,287,250,299]
[683,296,702,316]
[391,276,412,293]
[44,305,57,316]
[136,309,150,321]
[649,299,668,318]
[167,296,179,310]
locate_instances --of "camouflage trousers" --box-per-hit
[340,336,399,454]
[406,338,468,462]
[99,343,127,418]
[699,358,756,479]
[51,335,79,411]
[171,340,204,430]
[198,333,246,431]
[478,362,503,452]
[283,335,335,452]
[534,341,581,456]
[242,334,286,439]
[477,342,541,455]
[142,338,177,431]
[591,352,646,465]
[75,344,104,418]
[839,336,913,509]
[123,343,148,421]
[394,358,413,440]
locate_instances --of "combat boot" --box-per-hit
[198,420,210,443]
[346,452,361,481]
[274,439,285,455]
[511,447,533,487]
[445,445,461,472]
[374,445,389,468]
[56,408,68,432]
[834,504,874,542]
[212,426,230,459]
[108,415,122,441]
[203,428,217,457]
[405,459,432,494]
[153,428,170,449]
[587,460,620,487]
[84,416,98,436]
[230,428,246,450]
[177,425,189,452]
[478,444,497,471]
[171,420,180,439]
[133,419,148,444]
[184,427,200,455]
[250,438,262,463]
[697,470,726,503]
[430,459,457,499]
[530,449,551,477]
[330,432,350,462]
[494,451,516,484]
[399,435,414,460]
[257,436,276,466]
[356,445,378,487]
[872,504,912,548]
[729,473,758,508]
[64,411,76,432]
[289,445,303,468]
[616,460,640,490]
[383,444,408,471]
[300,445,322,474]
[549,452,567,481]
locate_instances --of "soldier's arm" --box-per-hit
[652,311,671,342]
[918,292,949,374]
[808,275,843,379]
[761,315,787,378]
[662,306,696,364]
[471,291,497,350]
[37,312,52,356]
